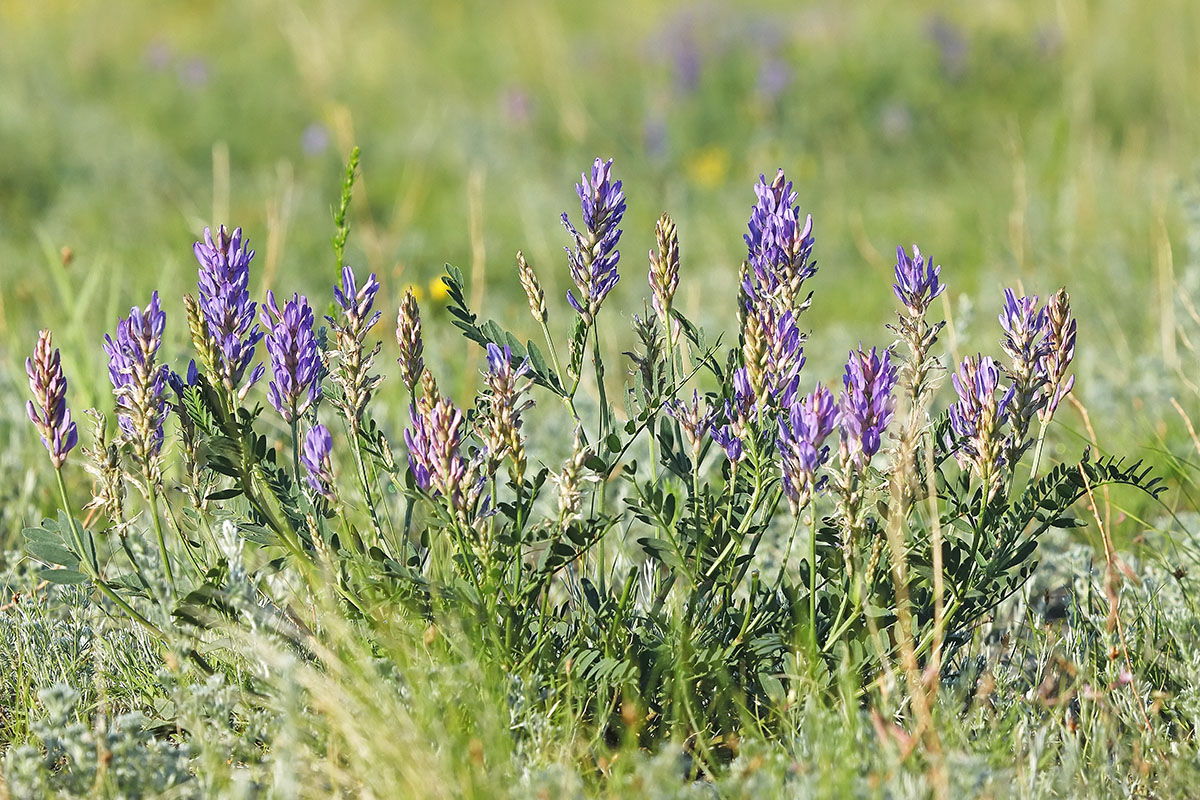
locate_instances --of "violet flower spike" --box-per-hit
[893,245,945,316]
[301,424,336,501]
[193,225,265,399]
[949,354,1015,491]
[777,383,839,513]
[333,266,383,332]
[838,345,899,466]
[404,393,485,519]
[713,367,757,464]
[26,329,79,468]
[563,157,626,322]
[261,291,321,424]
[999,289,1048,379]
[327,265,384,424]
[743,168,816,308]
[482,343,534,482]
[103,292,170,466]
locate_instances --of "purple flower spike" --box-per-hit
[194,225,265,399]
[333,266,383,331]
[744,168,816,306]
[26,329,79,468]
[261,291,321,424]
[999,289,1047,375]
[104,292,170,464]
[713,367,757,464]
[327,265,384,424]
[405,394,485,518]
[301,423,335,500]
[777,383,839,513]
[563,157,626,322]
[838,345,898,465]
[893,245,945,315]
[482,343,534,480]
[949,354,1015,489]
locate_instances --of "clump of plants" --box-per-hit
[20,151,1164,766]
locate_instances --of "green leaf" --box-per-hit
[41,569,88,585]
[26,540,79,568]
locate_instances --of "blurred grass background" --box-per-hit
[3,0,1200,538]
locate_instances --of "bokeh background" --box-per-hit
[3,0,1200,540]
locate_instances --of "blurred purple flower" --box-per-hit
[194,225,265,400]
[757,58,792,102]
[563,158,626,322]
[26,329,79,468]
[178,56,210,88]
[260,291,321,424]
[301,123,330,157]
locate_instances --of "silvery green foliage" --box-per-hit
[3,685,193,799]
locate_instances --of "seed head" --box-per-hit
[516,251,547,325]
[1038,287,1076,423]
[396,287,424,393]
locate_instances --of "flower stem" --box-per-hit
[145,479,176,593]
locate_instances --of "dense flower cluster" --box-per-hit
[838,346,898,466]
[193,226,264,399]
[563,157,626,322]
[104,292,170,466]
[777,383,838,513]
[405,392,483,519]
[481,343,533,482]
[260,291,321,424]
[301,424,335,500]
[892,245,944,316]
[744,169,816,308]
[950,354,1014,491]
[328,266,383,423]
[395,287,424,393]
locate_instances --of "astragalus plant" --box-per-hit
[21,151,1165,765]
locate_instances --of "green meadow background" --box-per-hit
[2,0,1200,533]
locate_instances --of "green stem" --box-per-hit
[807,510,818,655]
[1028,418,1050,485]
[349,420,384,543]
[54,468,166,638]
[146,479,175,593]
